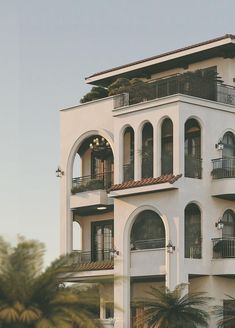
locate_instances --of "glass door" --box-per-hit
[91,220,113,261]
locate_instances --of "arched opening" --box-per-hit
[123,127,134,182]
[222,209,235,238]
[72,135,114,193]
[222,131,235,158]
[161,118,173,175]
[185,203,202,258]
[130,210,165,250]
[184,118,202,178]
[213,210,235,258]
[73,221,81,251]
[141,123,153,178]
[212,131,235,179]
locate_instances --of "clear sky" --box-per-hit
[1,0,235,265]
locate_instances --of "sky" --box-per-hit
[0,0,235,265]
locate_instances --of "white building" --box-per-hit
[59,34,235,328]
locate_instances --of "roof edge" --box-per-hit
[86,34,235,84]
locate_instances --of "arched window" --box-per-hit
[185,203,202,258]
[72,135,114,194]
[130,210,165,250]
[141,123,153,178]
[73,220,81,251]
[161,118,173,175]
[123,127,134,182]
[185,119,201,178]
[222,209,235,238]
[222,132,235,158]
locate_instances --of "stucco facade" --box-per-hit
[59,35,235,327]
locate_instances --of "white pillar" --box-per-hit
[154,123,160,177]
[134,127,141,180]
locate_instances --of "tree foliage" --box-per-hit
[0,236,102,328]
[214,295,235,328]
[108,77,154,104]
[80,86,108,103]
[132,283,211,328]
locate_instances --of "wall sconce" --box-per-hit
[215,140,224,150]
[215,219,224,230]
[166,241,175,253]
[110,248,120,257]
[56,166,64,178]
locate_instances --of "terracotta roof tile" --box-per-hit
[109,174,182,192]
[77,260,114,272]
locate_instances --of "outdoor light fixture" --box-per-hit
[215,219,224,230]
[97,206,107,210]
[56,166,64,178]
[166,241,175,253]
[89,137,112,160]
[215,139,224,150]
[110,248,120,257]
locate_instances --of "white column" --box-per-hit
[114,130,123,184]
[165,215,188,291]
[154,123,160,177]
[134,127,141,180]
[173,112,182,176]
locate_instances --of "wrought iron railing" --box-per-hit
[113,82,235,108]
[212,237,235,258]
[211,158,235,179]
[123,163,134,182]
[217,84,235,106]
[71,171,113,194]
[71,250,114,264]
[131,238,165,250]
[185,156,202,179]
[185,244,202,259]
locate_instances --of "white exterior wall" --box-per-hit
[60,97,114,254]
[60,51,235,328]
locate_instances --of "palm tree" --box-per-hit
[214,295,235,328]
[132,283,210,328]
[0,236,103,328]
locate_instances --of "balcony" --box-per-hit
[70,172,114,214]
[130,238,166,276]
[69,250,114,272]
[211,158,235,179]
[113,77,235,109]
[212,238,235,258]
[211,158,235,200]
[72,171,113,193]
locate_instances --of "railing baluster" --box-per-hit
[72,171,114,193]
[212,237,235,258]
[211,158,235,179]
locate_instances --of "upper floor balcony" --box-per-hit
[212,237,235,275]
[212,237,235,259]
[211,157,235,201]
[113,76,235,109]
[211,158,235,179]
[71,135,114,213]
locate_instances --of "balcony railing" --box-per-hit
[131,238,165,250]
[72,171,113,194]
[185,156,202,179]
[212,238,235,258]
[123,163,134,182]
[71,250,114,264]
[211,158,235,179]
[113,81,235,109]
